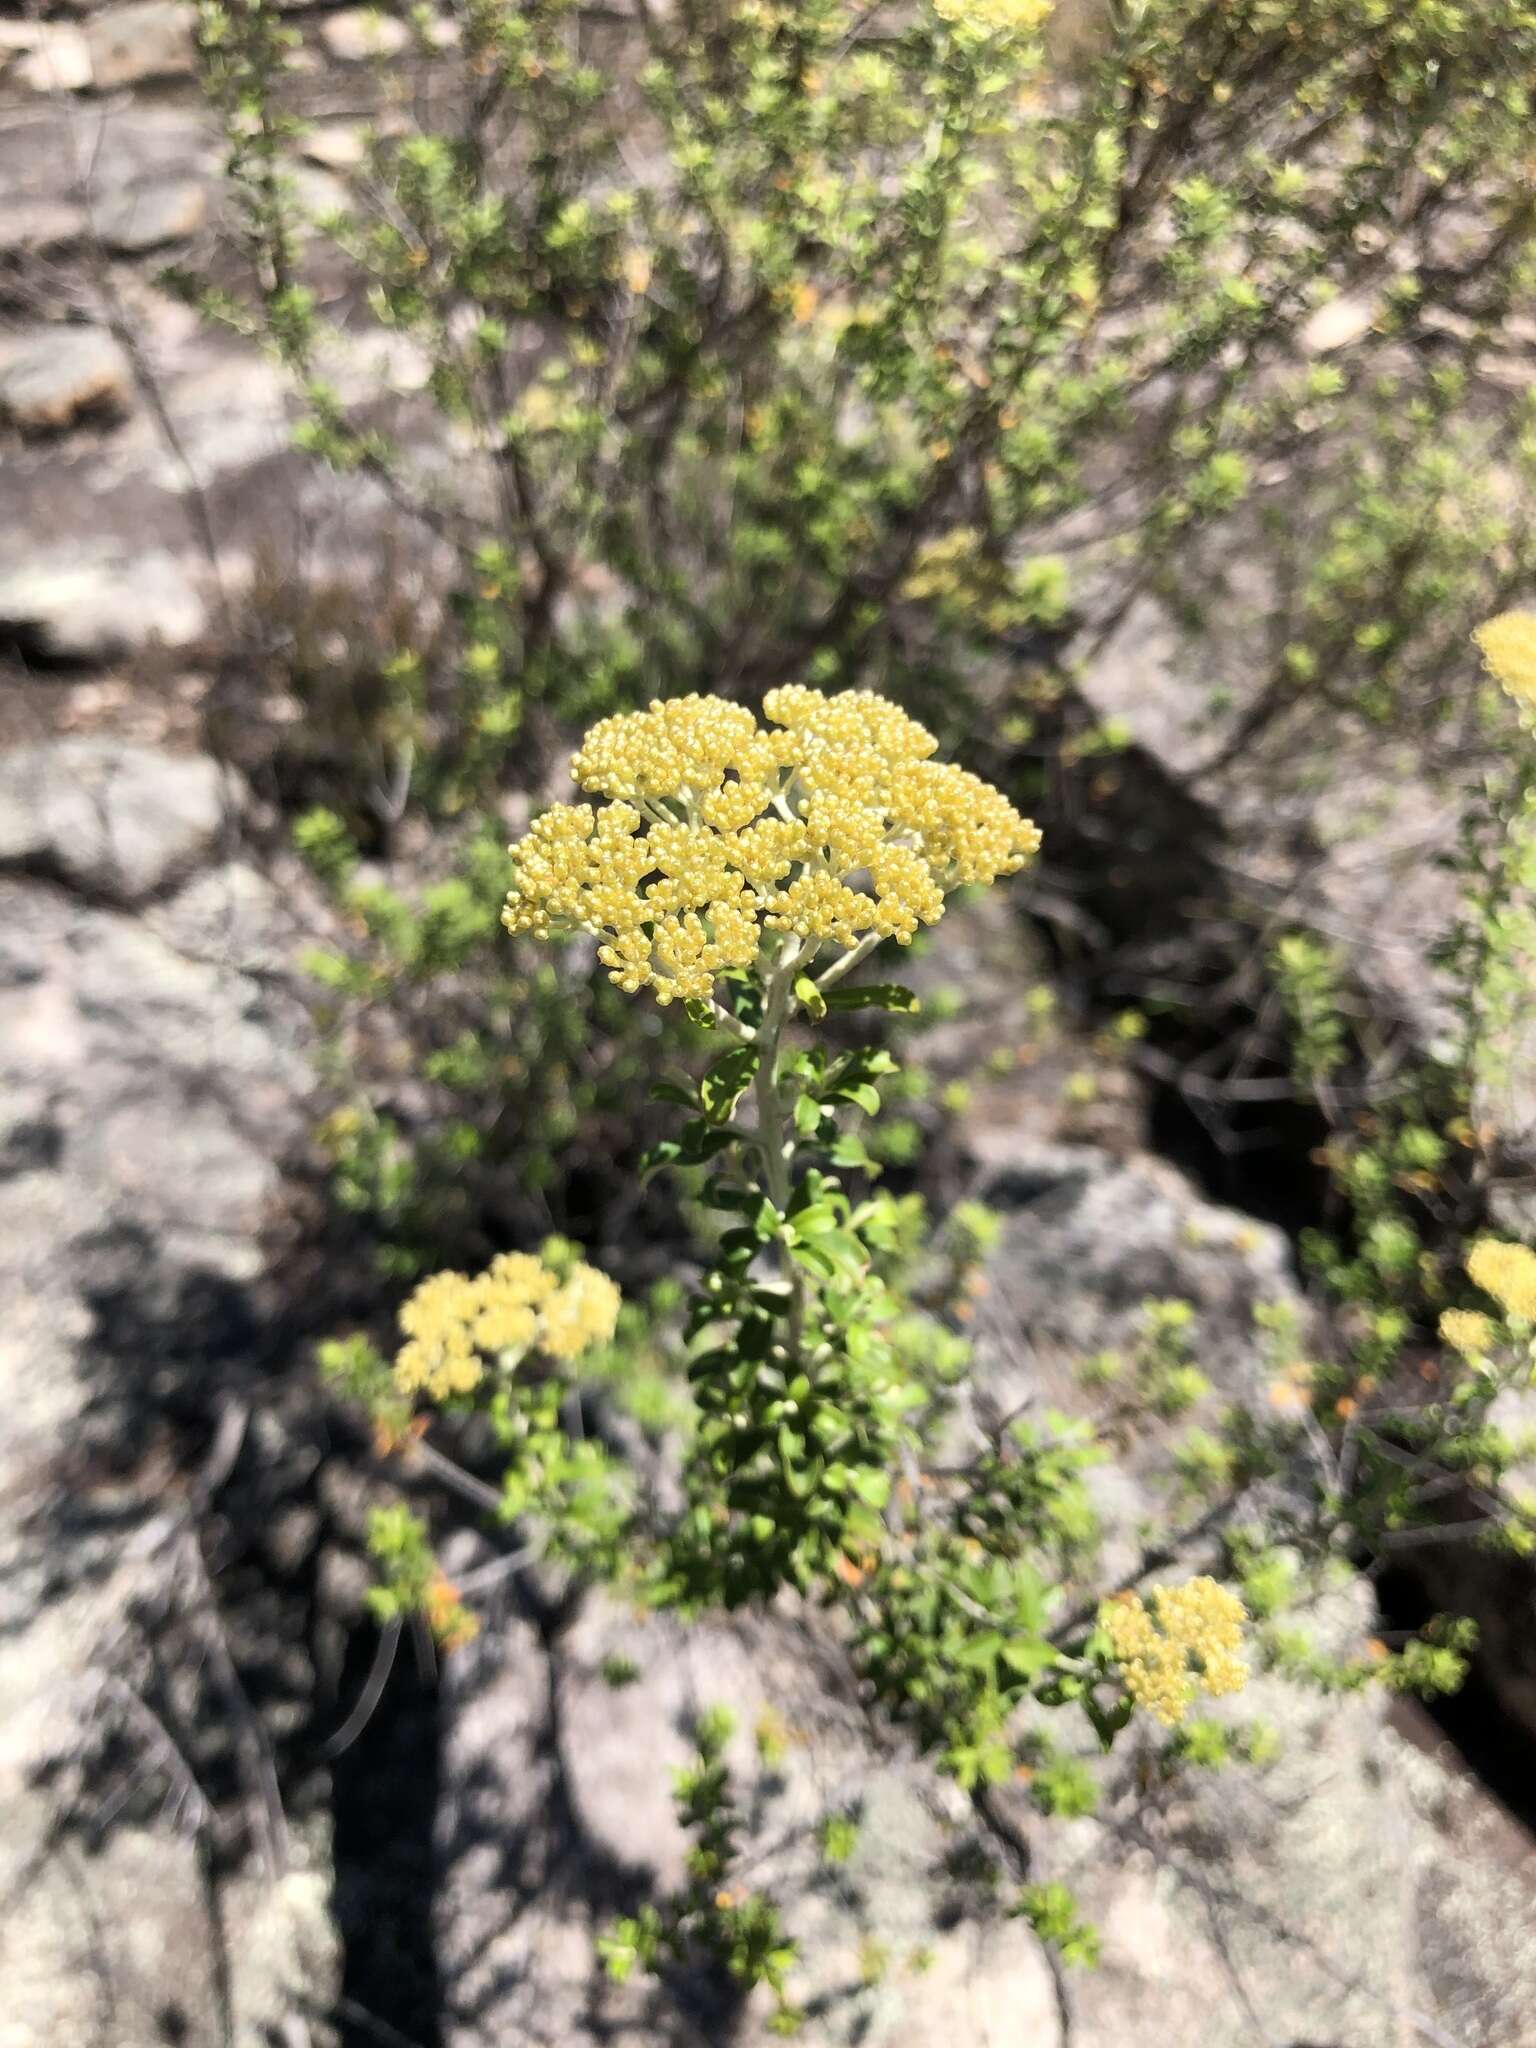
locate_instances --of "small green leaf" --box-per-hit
[1000,1637,1054,1681]
[701,1045,762,1122]
[849,1468,891,1509]
[822,983,920,1014]
[795,974,828,1021]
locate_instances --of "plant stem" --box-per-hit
[753,948,808,1360]
[816,930,883,992]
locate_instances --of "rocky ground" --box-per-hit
[5,9,1536,2048]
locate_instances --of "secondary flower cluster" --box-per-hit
[393,1250,621,1402]
[1476,611,1536,711]
[502,688,1041,1004]
[1465,1236,1536,1322]
[1100,1576,1248,1727]
[1438,1308,1496,1360]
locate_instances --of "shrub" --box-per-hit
[318,669,1536,1997]
[194,0,1536,780]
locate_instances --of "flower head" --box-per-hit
[1466,1236,1536,1321]
[1476,612,1536,711]
[392,1247,620,1403]
[503,688,1040,1004]
[1439,1307,1497,1360]
[1100,1576,1248,1727]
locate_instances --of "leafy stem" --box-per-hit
[753,942,810,1359]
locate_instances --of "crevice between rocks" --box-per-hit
[1028,712,1536,1845]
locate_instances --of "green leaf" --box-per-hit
[1000,1637,1054,1681]
[789,1241,839,1279]
[650,1079,699,1109]
[832,1048,899,1084]
[794,974,828,1021]
[720,1192,780,1237]
[849,1468,891,1509]
[787,1202,840,1239]
[700,1045,762,1122]
[822,983,920,1014]
[677,1119,741,1163]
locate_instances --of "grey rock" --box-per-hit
[319,7,413,60]
[0,197,87,255]
[973,1139,1298,1404]
[0,857,328,2043]
[0,1788,335,2048]
[438,1589,1064,2048]
[0,22,93,92]
[0,549,206,662]
[0,740,231,906]
[301,122,368,171]
[1397,1722,1536,2047]
[145,857,299,976]
[0,325,131,434]
[85,0,196,87]
[436,1570,1536,2048]
[1024,1581,1536,2048]
[95,174,208,252]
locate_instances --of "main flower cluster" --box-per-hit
[502,688,1040,1004]
[393,1250,621,1402]
[1100,1576,1248,1727]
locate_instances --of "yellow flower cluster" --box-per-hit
[503,688,1040,1004]
[1475,612,1536,710]
[1466,1236,1536,1322]
[1100,1576,1248,1728]
[931,0,1052,32]
[393,1250,621,1401]
[1439,1308,1497,1360]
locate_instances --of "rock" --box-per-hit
[145,857,299,976]
[1396,1720,1536,2046]
[0,852,328,2045]
[319,7,413,60]
[0,550,206,663]
[1,22,93,92]
[300,123,368,172]
[1300,291,1378,353]
[0,1788,335,2048]
[0,325,131,434]
[435,1563,1536,2048]
[86,1,197,87]
[973,1139,1298,1402]
[95,174,208,253]
[0,198,86,256]
[1023,1583,1536,2047]
[0,740,231,906]
[438,1589,1065,2048]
